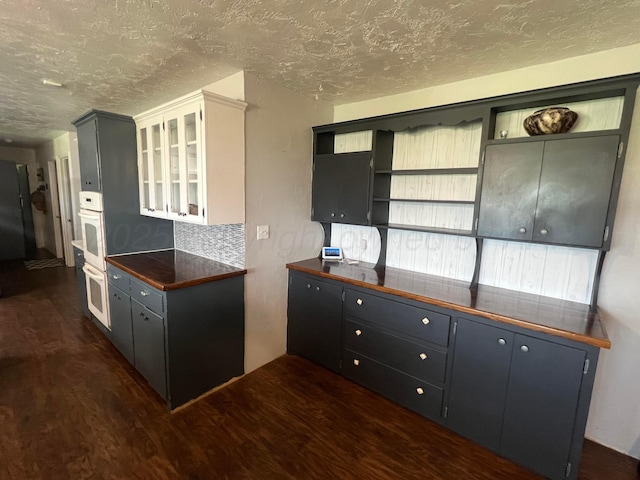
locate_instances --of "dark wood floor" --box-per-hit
[0,260,638,480]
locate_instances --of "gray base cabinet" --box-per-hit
[108,284,134,365]
[131,298,167,398]
[107,265,245,410]
[287,272,343,373]
[447,317,594,480]
[286,270,600,480]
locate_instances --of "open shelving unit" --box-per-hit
[311,73,640,309]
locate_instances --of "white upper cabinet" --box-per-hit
[135,90,247,225]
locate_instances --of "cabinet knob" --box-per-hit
[356,298,363,306]
[540,228,549,235]
[498,338,506,346]
[139,312,144,317]
[421,317,430,325]
[112,274,121,280]
[416,387,424,395]
[518,227,526,234]
[353,359,360,366]
[331,213,335,217]
[520,345,529,353]
[355,329,362,336]
[316,286,320,292]
[340,213,345,218]
[306,284,311,289]
[419,353,428,360]
[141,291,149,297]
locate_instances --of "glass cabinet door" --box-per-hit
[150,123,165,212]
[165,104,203,221]
[138,119,166,216]
[139,126,151,211]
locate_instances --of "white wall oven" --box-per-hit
[79,191,110,329]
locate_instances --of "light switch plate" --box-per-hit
[257,225,270,240]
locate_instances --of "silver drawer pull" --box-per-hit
[141,291,149,297]
[353,359,360,366]
[356,298,363,306]
[416,387,424,395]
[421,317,430,325]
[419,353,427,360]
[520,345,529,353]
[498,338,506,346]
[306,284,311,289]
[112,274,121,280]
[355,329,362,336]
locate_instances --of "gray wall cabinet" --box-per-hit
[72,110,174,255]
[478,135,620,248]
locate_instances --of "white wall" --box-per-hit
[243,72,332,373]
[35,132,80,256]
[333,44,640,458]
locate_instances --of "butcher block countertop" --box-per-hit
[106,249,247,291]
[287,258,610,349]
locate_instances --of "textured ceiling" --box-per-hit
[1,0,640,147]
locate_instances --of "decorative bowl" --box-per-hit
[523,107,578,136]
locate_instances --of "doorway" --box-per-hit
[55,157,75,266]
[0,160,35,260]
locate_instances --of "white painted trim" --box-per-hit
[56,155,75,267]
[47,160,64,259]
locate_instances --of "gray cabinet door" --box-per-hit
[76,118,101,191]
[131,299,167,399]
[500,334,585,480]
[287,273,343,372]
[312,152,371,225]
[108,285,134,365]
[447,318,514,451]
[478,142,544,241]
[533,136,619,247]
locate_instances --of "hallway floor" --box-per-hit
[0,261,637,479]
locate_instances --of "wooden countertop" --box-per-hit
[287,258,610,349]
[106,250,247,291]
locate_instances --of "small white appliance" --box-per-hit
[79,191,110,329]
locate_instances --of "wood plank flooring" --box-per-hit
[0,259,637,479]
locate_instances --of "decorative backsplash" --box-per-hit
[174,222,245,268]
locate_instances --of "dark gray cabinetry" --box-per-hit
[341,287,449,421]
[287,272,343,373]
[76,118,101,191]
[312,152,372,225]
[73,110,174,255]
[107,284,134,366]
[131,298,167,398]
[106,264,245,409]
[478,135,619,248]
[447,317,593,480]
[74,247,90,318]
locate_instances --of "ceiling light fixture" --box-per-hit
[42,79,63,87]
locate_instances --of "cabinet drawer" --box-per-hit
[344,289,450,347]
[130,278,164,314]
[342,349,443,420]
[343,319,447,384]
[107,264,130,292]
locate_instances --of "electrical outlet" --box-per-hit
[257,225,270,240]
[360,238,368,250]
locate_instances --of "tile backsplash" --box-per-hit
[174,222,245,268]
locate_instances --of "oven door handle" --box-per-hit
[82,264,104,281]
[79,210,101,220]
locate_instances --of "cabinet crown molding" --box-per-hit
[134,89,247,122]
